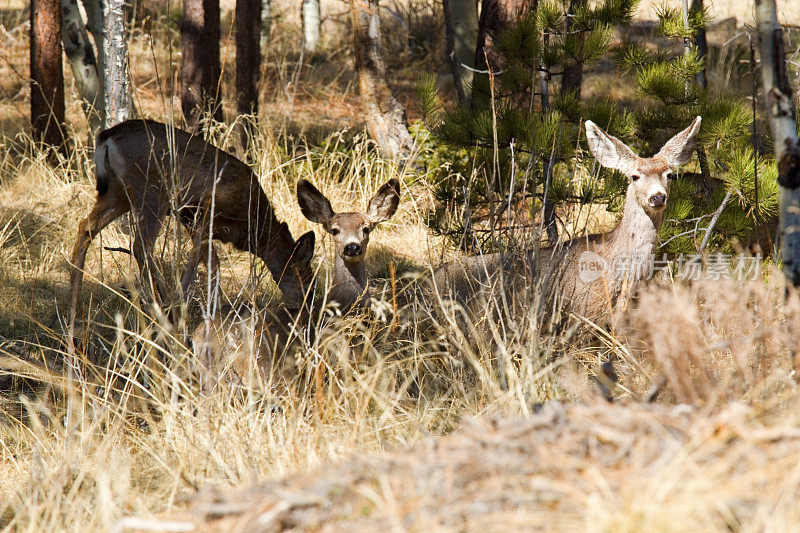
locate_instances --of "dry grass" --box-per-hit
[183,399,800,532]
[1,1,800,532]
[637,0,800,25]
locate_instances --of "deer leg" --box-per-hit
[130,211,167,307]
[181,240,221,311]
[68,197,129,356]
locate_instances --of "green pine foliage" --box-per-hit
[621,3,777,253]
[420,0,637,250]
[420,0,775,255]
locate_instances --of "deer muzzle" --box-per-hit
[343,242,363,258]
[648,193,667,208]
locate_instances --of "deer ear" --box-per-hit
[297,180,335,225]
[585,120,639,175]
[292,230,316,267]
[657,116,702,169]
[366,178,400,224]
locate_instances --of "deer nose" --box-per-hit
[649,193,667,207]
[343,243,363,257]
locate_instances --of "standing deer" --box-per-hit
[190,178,401,390]
[435,116,702,320]
[69,119,316,352]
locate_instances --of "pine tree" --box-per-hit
[618,4,778,253]
[420,0,637,251]
[420,0,776,257]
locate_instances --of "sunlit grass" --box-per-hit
[1,1,800,530]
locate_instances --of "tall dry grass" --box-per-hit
[1,1,800,531]
[1,115,799,530]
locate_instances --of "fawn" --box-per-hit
[296,178,401,312]
[190,178,401,390]
[69,119,316,352]
[435,116,702,320]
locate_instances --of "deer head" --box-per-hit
[585,116,702,216]
[296,178,401,266]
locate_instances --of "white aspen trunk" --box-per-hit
[101,0,133,127]
[260,0,271,49]
[302,0,320,53]
[61,0,103,132]
[755,0,800,285]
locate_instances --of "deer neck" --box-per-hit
[330,254,369,311]
[604,183,663,278]
[255,219,306,307]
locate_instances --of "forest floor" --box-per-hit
[1,0,800,531]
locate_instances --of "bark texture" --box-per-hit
[302,0,320,53]
[30,0,66,148]
[236,0,261,144]
[350,0,413,159]
[755,0,800,285]
[690,0,707,88]
[181,0,224,130]
[101,0,133,127]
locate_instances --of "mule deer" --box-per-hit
[190,178,401,390]
[69,119,316,351]
[296,178,401,312]
[435,116,702,320]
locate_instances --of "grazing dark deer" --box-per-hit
[68,119,316,352]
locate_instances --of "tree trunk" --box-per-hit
[350,0,413,159]
[30,0,66,148]
[302,0,321,54]
[181,0,224,130]
[472,0,532,107]
[236,0,261,146]
[560,0,585,98]
[101,0,133,127]
[443,0,478,106]
[755,0,800,285]
[61,0,104,133]
[260,0,271,49]
[690,0,707,88]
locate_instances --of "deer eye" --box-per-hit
[630,174,641,182]
[330,227,340,236]
[362,227,370,235]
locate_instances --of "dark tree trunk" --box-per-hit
[560,0,585,98]
[443,0,478,106]
[181,0,224,130]
[350,0,413,159]
[691,0,707,88]
[236,0,261,145]
[755,0,800,285]
[30,0,66,149]
[472,0,533,107]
